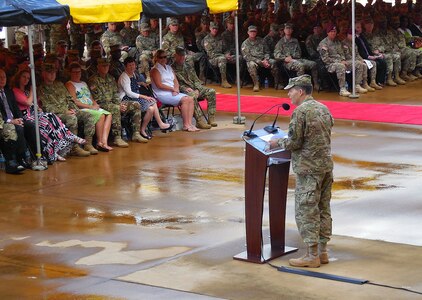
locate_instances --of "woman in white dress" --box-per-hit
[150,49,198,132]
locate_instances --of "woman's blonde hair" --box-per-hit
[153,49,167,65]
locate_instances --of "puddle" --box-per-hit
[333,177,400,191]
[333,155,412,173]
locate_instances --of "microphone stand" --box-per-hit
[264,103,291,134]
[243,103,282,138]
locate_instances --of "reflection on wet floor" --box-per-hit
[333,177,400,191]
[333,155,413,173]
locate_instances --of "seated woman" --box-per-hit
[11,68,85,162]
[118,57,172,139]
[150,49,198,132]
[65,62,113,151]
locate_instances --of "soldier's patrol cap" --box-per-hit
[42,63,57,73]
[210,22,219,29]
[140,23,151,31]
[175,46,186,56]
[270,23,279,32]
[67,49,79,57]
[284,75,313,90]
[284,23,293,29]
[326,24,337,33]
[248,25,258,32]
[225,17,234,24]
[169,18,179,26]
[56,40,68,47]
[33,43,43,52]
[97,57,110,65]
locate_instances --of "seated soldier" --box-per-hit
[274,23,319,90]
[241,25,278,92]
[37,63,97,157]
[203,22,232,88]
[109,44,126,81]
[172,47,216,129]
[136,23,158,83]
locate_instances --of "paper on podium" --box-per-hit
[243,128,288,155]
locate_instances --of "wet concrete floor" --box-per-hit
[0,81,422,299]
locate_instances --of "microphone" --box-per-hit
[243,103,284,138]
[264,103,291,133]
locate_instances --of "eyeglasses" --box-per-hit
[159,56,167,59]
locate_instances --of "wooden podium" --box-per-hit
[234,128,297,263]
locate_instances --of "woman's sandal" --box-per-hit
[57,155,66,162]
[161,123,174,133]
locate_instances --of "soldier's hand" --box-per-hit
[268,139,279,150]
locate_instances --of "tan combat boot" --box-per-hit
[369,79,382,90]
[319,243,329,264]
[70,145,90,157]
[252,75,260,92]
[386,73,397,86]
[400,71,411,81]
[132,132,148,143]
[339,88,351,97]
[413,69,422,79]
[84,138,99,155]
[196,119,212,129]
[221,73,232,88]
[355,84,368,94]
[394,72,406,85]
[289,244,321,268]
[408,72,418,81]
[362,82,375,92]
[114,136,129,148]
[208,115,217,127]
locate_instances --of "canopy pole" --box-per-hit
[159,18,163,47]
[27,25,45,169]
[349,0,359,99]
[233,12,245,125]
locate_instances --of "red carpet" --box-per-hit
[212,94,422,125]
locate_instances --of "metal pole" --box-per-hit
[27,25,44,168]
[233,12,245,124]
[349,0,359,99]
[159,18,163,47]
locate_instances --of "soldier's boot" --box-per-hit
[407,72,418,81]
[145,70,151,84]
[413,69,422,79]
[312,69,320,91]
[221,73,232,88]
[319,243,329,264]
[386,73,397,86]
[199,73,206,84]
[369,79,383,90]
[196,119,212,129]
[362,82,375,92]
[84,137,99,155]
[289,244,321,268]
[114,136,129,148]
[208,114,217,127]
[70,145,90,157]
[355,84,368,94]
[339,88,351,97]
[132,132,149,143]
[394,72,406,85]
[252,76,260,92]
[399,71,411,81]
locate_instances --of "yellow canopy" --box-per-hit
[57,0,142,24]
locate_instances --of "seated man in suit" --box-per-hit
[0,68,34,173]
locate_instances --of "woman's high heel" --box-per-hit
[161,123,174,133]
[140,132,152,140]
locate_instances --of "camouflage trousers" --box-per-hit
[399,47,417,72]
[121,101,142,133]
[138,52,153,75]
[186,86,217,120]
[327,60,364,87]
[416,49,422,68]
[0,123,18,142]
[295,171,333,245]
[383,52,401,74]
[365,59,377,82]
[100,102,122,138]
[186,52,206,77]
[57,110,95,138]
[246,59,278,83]
[209,55,228,78]
[284,59,317,76]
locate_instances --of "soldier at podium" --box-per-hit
[268,75,334,268]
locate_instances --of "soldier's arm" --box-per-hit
[278,110,304,151]
[263,40,271,60]
[294,40,302,59]
[318,43,333,64]
[274,41,287,61]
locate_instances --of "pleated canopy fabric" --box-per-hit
[57,0,142,24]
[0,0,69,26]
[58,0,238,24]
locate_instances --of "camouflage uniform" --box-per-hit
[390,29,418,75]
[203,31,232,86]
[69,20,85,57]
[136,25,158,81]
[120,26,138,58]
[85,24,103,49]
[277,93,333,246]
[274,36,318,77]
[50,23,68,54]
[221,28,243,61]
[366,31,401,75]
[241,36,278,87]
[172,60,216,125]
[318,36,365,88]
[88,73,142,138]
[341,39,375,85]
[101,30,123,57]
[37,81,96,139]
[305,33,325,60]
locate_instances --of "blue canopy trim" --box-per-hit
[142,0,207,18]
